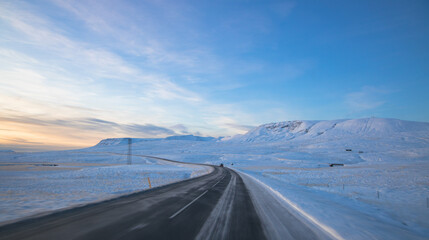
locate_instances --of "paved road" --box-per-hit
[0,164,330,240]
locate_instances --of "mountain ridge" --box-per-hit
[225,117,429,143]
[94,118,429,146]
[95,134,216,146]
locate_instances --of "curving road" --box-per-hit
[0,163,331,240]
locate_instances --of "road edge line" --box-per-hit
[234,169,345,240]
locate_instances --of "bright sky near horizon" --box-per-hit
[1,0,428,151]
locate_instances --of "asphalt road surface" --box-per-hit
[0,164,331,240]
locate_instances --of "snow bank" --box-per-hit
[237,165,429,239]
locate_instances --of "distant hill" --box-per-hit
[94,118,429,146]
[95,135,216,146]
[165,135,215,141]
[95,138,158,146]
[0,150,15,153]
[225,118,429,143]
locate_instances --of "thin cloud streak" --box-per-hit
[0,1,300,151]
[0,116,176,136]
[0,1,202,103]
[2,1,423,151]
[345,86,391,112]
[51,0,223,74]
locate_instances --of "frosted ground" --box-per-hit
[1,117,428,239]
[0,152,211,225]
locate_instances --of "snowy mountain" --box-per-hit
[95,118,429,146]
[165,135,215,141]
[96,135,216,146]
[95,138,159,146]
[226,118,429,143]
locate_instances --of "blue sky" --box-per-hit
[0,0,428,150]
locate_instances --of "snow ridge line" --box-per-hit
[237,170,345,240]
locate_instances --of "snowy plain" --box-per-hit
[0,152,211,225]
[1,117,428,239]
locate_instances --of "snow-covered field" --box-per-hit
[0,152,211,225]
[1,117,428,239]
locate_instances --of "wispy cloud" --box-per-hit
[50,0,223,73]
[170,124,190,134]
[345,86,391,111]
[0,0,209,151]
[0,1,201,103]
[0,114,178,151]
[224,123,256,132]
[0,116,176,136]
[0,137,44,145]
[0,0,306,150]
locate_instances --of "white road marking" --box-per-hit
[169,190,209,219]
[128,223,148,232]
[211,175,225,188]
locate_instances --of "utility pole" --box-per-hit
[127,138,132,165]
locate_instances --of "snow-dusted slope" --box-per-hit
[96,138,162,146]
[96,135,215,147]
[165,135,215,141]
[226,118,429,143]
[96,138,134,146]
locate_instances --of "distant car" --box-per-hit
[219,163,224,167]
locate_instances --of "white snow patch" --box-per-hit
[237,170,344,240]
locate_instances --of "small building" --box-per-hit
[329,163,344,167]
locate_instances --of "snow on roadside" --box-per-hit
[0,154,211,225]
[1,117,427,238]
[236,166,429,240]
[108,129,428,239]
